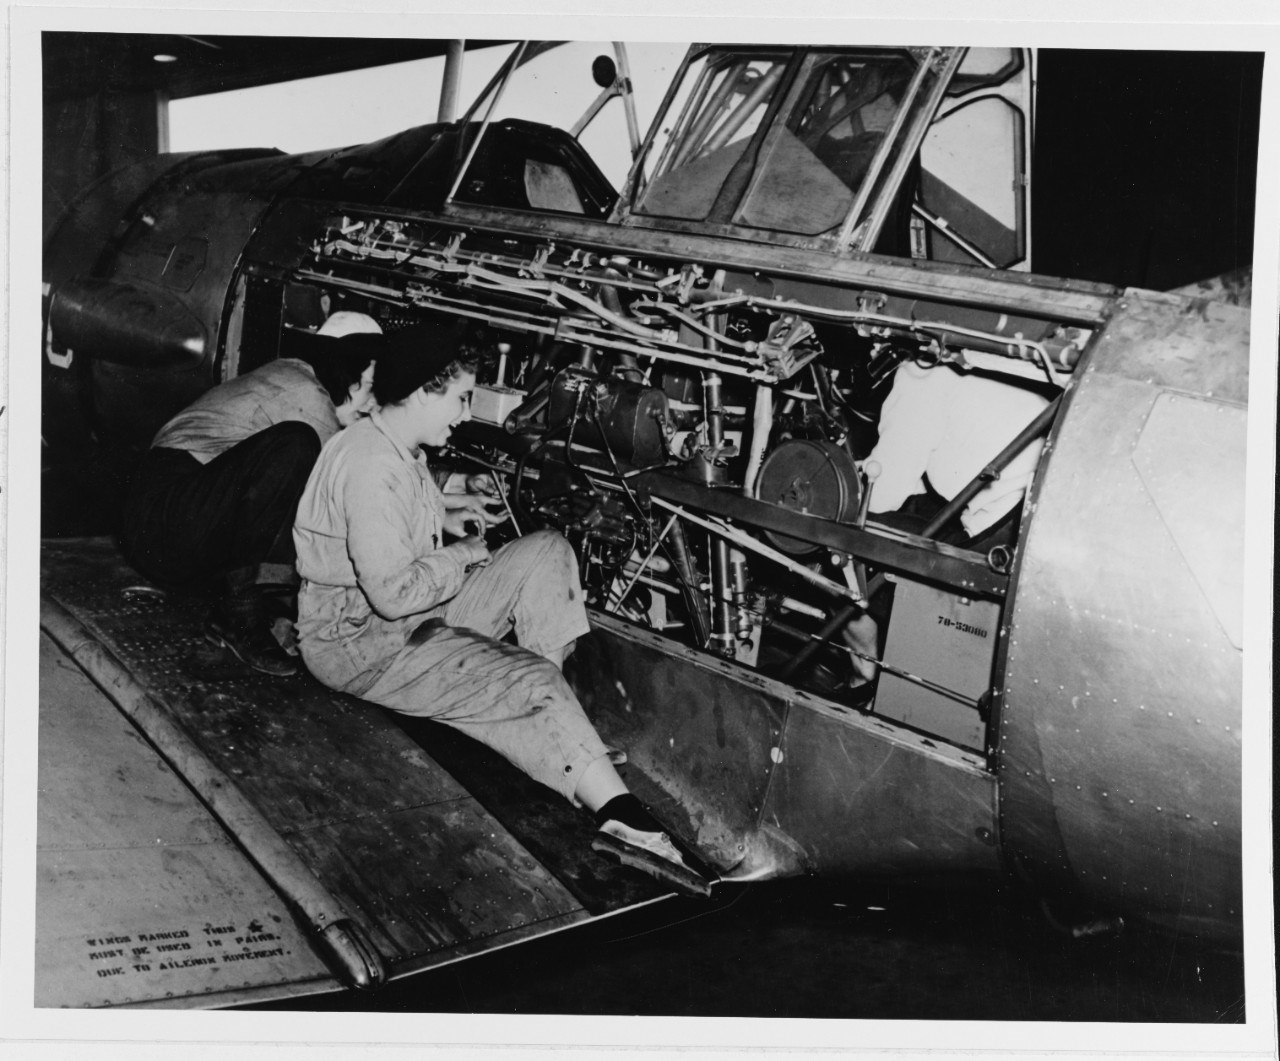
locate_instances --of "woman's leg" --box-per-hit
[121,423,320,675]
[573,756,629,812]
[122,422,321,586]
[357,614,712,894]
[362,623,610,804]
[441,530,590,663]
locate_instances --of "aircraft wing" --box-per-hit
[38,538,669,1008]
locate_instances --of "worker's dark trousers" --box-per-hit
[119,421,321,590]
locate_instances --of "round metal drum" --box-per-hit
[754,439,861,555]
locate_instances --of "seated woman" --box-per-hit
[119,313,384,676]
[292,319,710,896]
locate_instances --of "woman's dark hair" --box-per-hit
[287,332,380,405]
[372,316,495,406]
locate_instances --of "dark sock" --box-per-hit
[594,794,662,832]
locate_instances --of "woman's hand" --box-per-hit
[463,472,501,498]
[442,505,486,539]
[451,534,491,571]
[441,490,508,535]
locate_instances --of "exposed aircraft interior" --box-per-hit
[255,263,1065,758]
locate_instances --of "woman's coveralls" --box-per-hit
[293,411,610,802]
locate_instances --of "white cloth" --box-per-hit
[866,362,1050,536]
[317,311,382,337]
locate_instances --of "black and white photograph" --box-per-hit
[2,2,1277,1058]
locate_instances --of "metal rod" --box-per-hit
[769,617,979,708]
[458,41,525,125]
[570,85,617,139]
[614,42,643,158]
[921,393,1063,538]
[711,536,735,650]
[704,63,784,155]
[651,497,863,604]
[910,201,997,269]
[608,513,679,611]
[672,59,746,170]
[446,40,529,205]
[438,40,465,123]
[743,383,773,497]
[836,50,936,250]
[779,595,825,620]
[488,469,522,536]
[856,49,971,252]
[666,518,711,646]
[729,548,752,640]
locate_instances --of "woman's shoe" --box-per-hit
[206,608,298,677]
[591,795,714,897]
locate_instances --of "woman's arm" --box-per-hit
[341,461,488,621]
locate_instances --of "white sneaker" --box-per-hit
[592,819,713,897]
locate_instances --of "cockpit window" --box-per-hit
[946,47,1024,96]
[523,158,586,213]
[634,51,790,222]
[633,47,932,241]
[734,53,916,235]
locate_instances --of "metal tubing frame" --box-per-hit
[910,201,998,270]
[446,40,530,205]
[640,473,1007,598]
[852,47,968,252]
[650,496,865,605]
[921,392,1062,536]
[834,48,938,250]
[614,42,643,157]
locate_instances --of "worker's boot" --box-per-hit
[206,566,298,677]
[591,794,716,898]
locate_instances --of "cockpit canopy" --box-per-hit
[617,44,1029,265]
[632,48,928,240]
[394,42,1032,269]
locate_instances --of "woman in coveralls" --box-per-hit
[292,320,710,896]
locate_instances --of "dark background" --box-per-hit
[1033,49,1262,290]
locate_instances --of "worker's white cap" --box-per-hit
[318,311,382,337]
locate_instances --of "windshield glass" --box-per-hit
[634,49,790,222]
[735,52,917,234]
[634,47,925,239]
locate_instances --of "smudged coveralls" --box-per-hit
[293,411,608,802]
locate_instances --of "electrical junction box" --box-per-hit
[874,577,998,751]
[471,384,526,427]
